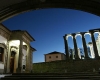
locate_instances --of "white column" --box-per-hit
[17,40,23,73]
[26,44,30,72]
[4,48,7,73]
[30,50,33,72]
[7,41,11,73]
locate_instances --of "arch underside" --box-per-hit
[0,0,100,22]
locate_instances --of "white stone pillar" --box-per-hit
[4,48,7,73]
[30,51,33,71]
[7,41,11,73]
[16,40,23,73]
[26,44,30,73]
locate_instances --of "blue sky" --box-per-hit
[2,8,100,63]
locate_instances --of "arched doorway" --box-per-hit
[10,51,16,73]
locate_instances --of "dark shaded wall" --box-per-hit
[33,59,100,73]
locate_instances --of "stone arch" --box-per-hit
[84,32,94,58]
[10,46,18,52]
[80,32,89,59]
[92,31,100,58]
[0,43,7,49]
[94,31,100,57]
[75,33,84,59]
[66,34,75,59]
[0,0,100,22]
[10,46,18,73]
[66,34,73,39]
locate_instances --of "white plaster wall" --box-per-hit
[89,45,95,58]
[0,63,4,69]
[0,63,4,73]
[78,49,81,59]
[0,35,7,73]
[22,49,27,66]
[45,54,62,62]
[0,35,7,44]
[9,40,20,47]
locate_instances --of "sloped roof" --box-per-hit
[11,30,35,41]
[0,24,11,32]
[45,51,65,55]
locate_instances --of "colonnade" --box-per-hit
[16,40,31,73]
[63,29,100,60]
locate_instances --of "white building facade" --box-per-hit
[0,24,36,73]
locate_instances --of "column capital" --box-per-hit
[80,32,87,35]
[71,33,76,38]
[89,30,95,33]
[72,33,76,35]
[65,34,67,36]
[63,34,69,40]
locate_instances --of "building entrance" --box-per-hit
[10,51,16,73]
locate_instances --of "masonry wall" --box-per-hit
[33,59,100,73]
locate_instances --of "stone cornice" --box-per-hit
[22,31,35,44]
[0,24,11,39]
[23,31,35,41]
[30,46,36,52]
[0,24,11,34]
[23,45,36,53]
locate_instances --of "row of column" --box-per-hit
[63,31,99,60]
[17,40,31,73]
[6,39,31,73]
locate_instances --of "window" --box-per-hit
[0,53,2,61]
[56,56,58,58]
[0,47,4,62]
[49,56,51,59]
[23,65,25,69]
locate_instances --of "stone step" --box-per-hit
[1,73,100,80]
[1,75,100,80]
[11,72,99,75]
[4,75,100,78]
[0,77,93,80]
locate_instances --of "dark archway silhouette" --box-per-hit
[0,0,100,22]
[10,51,16,73]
